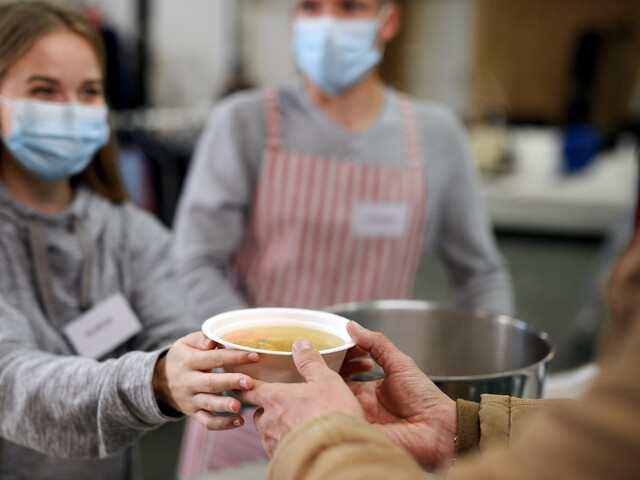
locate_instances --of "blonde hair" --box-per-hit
[0,1,127,203]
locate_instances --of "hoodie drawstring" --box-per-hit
[27,217,58,326]
[73,215,93,311]
[26,215,93,327]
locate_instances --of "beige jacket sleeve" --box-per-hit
[455,395,575,455]
[267,396,572,480]
[267,412,424,480]
[268,227,640,480]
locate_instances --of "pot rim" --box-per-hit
[324,299,556,381]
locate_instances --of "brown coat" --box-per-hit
[268,220,640,479]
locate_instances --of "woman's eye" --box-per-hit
[82,88,102,97]
[30,86,55,97]
[299,1,320,13]
[342,1,366,12]
[79,86,104,102]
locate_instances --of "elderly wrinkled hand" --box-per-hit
[152,332,260,430]
[343,322,457,468]
[238,337,364,457]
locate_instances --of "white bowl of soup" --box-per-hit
[202,308,355,383]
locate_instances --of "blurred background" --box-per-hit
[13,0,640,477]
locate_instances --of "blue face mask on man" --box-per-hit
[292,9,388,95]
[0,95,110,182]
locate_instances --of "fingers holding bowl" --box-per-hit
[192,392,242,414]
[195,371,254,395]
[181,331,216,350]
[188,347,261,372]
[346,321,416,375]
[193,409,244,431]
[339,357,375,378]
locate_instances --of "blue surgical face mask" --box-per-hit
[0,95,110,181]
[292,10,387,95]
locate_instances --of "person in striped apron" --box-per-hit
[173,0,514,477]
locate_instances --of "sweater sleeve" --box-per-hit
[427,109,514,316]
[268,412,425,480]
[122,203,200,350]
[172,92,264,320]
[0,298,176,459]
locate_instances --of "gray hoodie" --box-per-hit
[0,182,199,479]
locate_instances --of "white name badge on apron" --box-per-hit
[351,202,411,239]
[63,293,143,359]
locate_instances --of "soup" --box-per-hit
[221,325,345,352]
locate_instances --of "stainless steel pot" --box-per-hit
[326,300,555,402]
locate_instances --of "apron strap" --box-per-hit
[398,94,423,169]
[262,88,282,151]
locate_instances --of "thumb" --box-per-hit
[181,331,215,350]
[347,321,412,375]
[292,338,328,382]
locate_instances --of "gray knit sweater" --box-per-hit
[0,183,198,479]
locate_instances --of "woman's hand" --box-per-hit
[153,332,260,430]
[345,322,457,468]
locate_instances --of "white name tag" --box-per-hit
[351,202,411,239]
[63,293,143,359]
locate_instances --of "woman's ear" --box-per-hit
[0,101,11,138]
[378,4,402,47]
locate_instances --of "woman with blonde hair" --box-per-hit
[0,3,257,479]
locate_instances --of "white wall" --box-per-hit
[147,0,226,107]
[241,0,298,89]
[396,0,474,114]
[146,0,297,107]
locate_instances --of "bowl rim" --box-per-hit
[202,307,356,356]
[324,299,556,380]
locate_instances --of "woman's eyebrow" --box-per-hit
[26,75,59,84]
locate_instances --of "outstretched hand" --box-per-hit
[153,332,260,431]
[344,322,457,468]
[238,338,364,457]
[237,322,457,467]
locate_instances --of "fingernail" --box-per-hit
[239,378,248,389]
[229,401,237,412]
[292,338,312,352]
[248,352,260,362]
[233,419,242,427]
[350,321,365,333]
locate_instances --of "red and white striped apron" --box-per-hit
[178,88,428,478]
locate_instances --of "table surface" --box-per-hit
[480,129,637,236]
